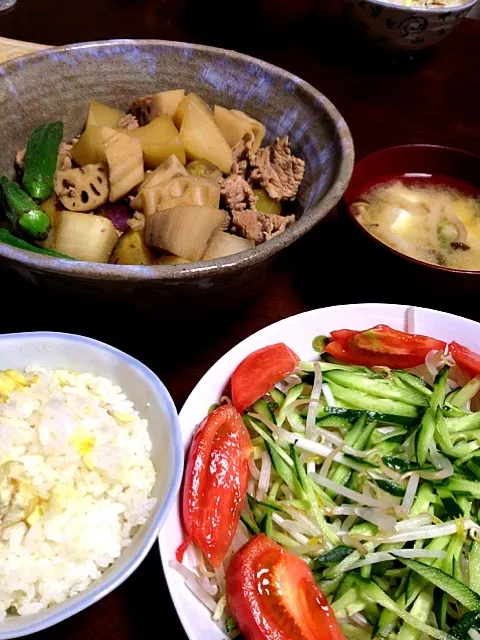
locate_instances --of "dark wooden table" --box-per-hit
[1,0,480,638]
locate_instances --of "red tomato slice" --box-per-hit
[350,325,446,357]
[231,343,299,413]
[449,341,480,379]
[226,534,344,640]
[329,329,360,344]
[325,339,429,369]
[176,405,252,567]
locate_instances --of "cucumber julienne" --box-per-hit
[184,333,480,639]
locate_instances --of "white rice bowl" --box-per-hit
[0,366,157,619]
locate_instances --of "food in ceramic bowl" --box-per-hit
[159,302,480,640]
[342,0,478,52]
[0,332,182,639]
[3,93,305,265]
[343,144,480,292]
[0,40,353,313]
[352,179,480,270]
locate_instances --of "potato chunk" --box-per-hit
[55,211,118,262]
[86,100,126,129]
[142,176,221,217]
[71,127,107,166]
[180,100,233,174]
[54,164,109,212]
[100,127,144,202]
[145,206,225,261]
[124,115,186,168]
[155,254,190,265]
[174,93,213,129]
[130,155,188,211]
[110,229,156,265]
[150,90,185,119]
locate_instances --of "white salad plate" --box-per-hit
[158,302,480,640]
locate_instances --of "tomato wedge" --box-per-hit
[176,405,252,567]
[226,534,344,640]
[231,343,299,413]
[449,341,480,379]
[325,324,446,369]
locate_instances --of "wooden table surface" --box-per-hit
[1,1,480,638]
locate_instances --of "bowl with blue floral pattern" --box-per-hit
[342,0,478,52]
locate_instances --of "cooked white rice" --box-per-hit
[0,367,156,619]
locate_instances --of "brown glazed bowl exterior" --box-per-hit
[341,144,480,298]
[0,39,354,314]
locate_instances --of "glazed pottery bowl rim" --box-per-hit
[343,143,480,276]
[349,0,479,13]
[0,330,183,638]
[0,38,355,282]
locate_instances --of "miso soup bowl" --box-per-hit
[0,39,354,315]
[341,0,478,52]
[341,143,480,297]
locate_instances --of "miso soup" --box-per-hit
[353,177,480,271]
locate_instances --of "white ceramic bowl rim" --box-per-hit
[358,0,478,13]
[0,331,183,639]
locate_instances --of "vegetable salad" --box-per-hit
[176,316,480,640]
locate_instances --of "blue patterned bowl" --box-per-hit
[342,0,478,51]
[0,39,354,314]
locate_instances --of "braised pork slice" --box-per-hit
[250,136,305,200]
[221,174,256,215]
[231,209,295,244]
[118,114,139,130]
[231,133,256,177]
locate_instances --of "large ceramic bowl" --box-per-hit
[158,302,480,640]
[0,39,354,314]
[342,0,478,52]
[0,332,182,638]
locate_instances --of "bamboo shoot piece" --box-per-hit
[100,127,144,202]
[230,109,266,152]
[55,211,118,262]
[203,231,255,260]
[86,100,126,129]
[213,106,253,149]
[124,114,186,167]
[150,89,185,119]
[145,205,225,261]
[142,176,221,217]
[130,155,188,211]
[180,100,233,174]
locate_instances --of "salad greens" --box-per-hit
[238,347,480,638]
[179,330,480,640]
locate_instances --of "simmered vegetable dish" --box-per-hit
[0,91,305,265]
